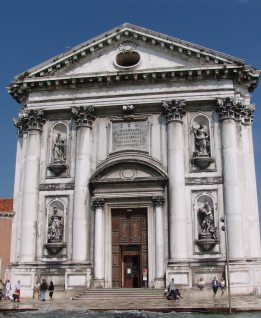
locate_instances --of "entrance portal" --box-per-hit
[112,208,147,288]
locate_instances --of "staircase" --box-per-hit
[71,288,164,301]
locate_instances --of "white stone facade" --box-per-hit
[6,23,261,296]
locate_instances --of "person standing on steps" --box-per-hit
[5,280,11,300]
[15,280,21,302]
[212,277,218,297]
[220,277,226,296]
[40,279,47,301]
[48,281,54,300]
[33,281,40,299]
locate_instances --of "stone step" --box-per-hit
[71,288,166,300]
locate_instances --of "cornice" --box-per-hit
[7,65,259,104]
[0,211,15,218]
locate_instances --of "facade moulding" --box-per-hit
[8,65,259,104]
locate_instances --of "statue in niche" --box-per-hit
[48,206,64,243]
[192,123,210,156]
[198,201,217,240]
[53,133,66,163]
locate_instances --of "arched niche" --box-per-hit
[46,199,66,244]
[190,113,215,170]
[194,193,218,252]
[48,122,69,176]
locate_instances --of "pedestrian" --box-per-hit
[33,281,40,299]
[5,280,11,300]
[48,281,54,300]
[40,279,47,301]
[212,276,218,297]
[168,278,178,300]
[0,279,3,302]
[220,277,226,296]
[15,280,21,302]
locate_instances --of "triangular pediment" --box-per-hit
[61,42,199,76]
[14,23,247,80]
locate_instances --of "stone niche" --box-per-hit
[43,199,67,258]
[193,192,219,254]
[190,113,215,171]
[47,122,69,177]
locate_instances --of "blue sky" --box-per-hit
[1,0,261,229]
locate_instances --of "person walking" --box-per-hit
[212,277,218,297]
[40,279,47,301]
[48,281,54,300]
[15,280,21,302]
[169,278,178,300]
[5,280,11,300]
[220,277,226,296]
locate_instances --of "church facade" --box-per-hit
[7,24,261,296]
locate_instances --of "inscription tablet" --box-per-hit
[112,121,148,152]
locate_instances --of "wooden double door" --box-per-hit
[112,208,148,288]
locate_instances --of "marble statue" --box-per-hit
[53,133,66,163]
[198,202,217,240]
[48,206,64,243]
[193,123,210,156]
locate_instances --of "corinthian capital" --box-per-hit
[216,97,255,124]
[162,100,186,122]
[152,195,165,207]
[72,106,96,129]
[13,109,45,134]
[92,197,105,209]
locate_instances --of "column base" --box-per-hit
[92,278,105,289]
[154,278,165,289]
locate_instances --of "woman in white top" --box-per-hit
[220,277,226,296]
[5,280,11,300]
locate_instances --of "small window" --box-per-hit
[115,52,141,68]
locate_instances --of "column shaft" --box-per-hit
[72,126,91,261]
[167,121,187,260]
[94,206,103,279]
[221,119,244,258]
[155,203,164,278]
[20,130,42,262]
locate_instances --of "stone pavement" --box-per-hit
[0,293,261,313]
